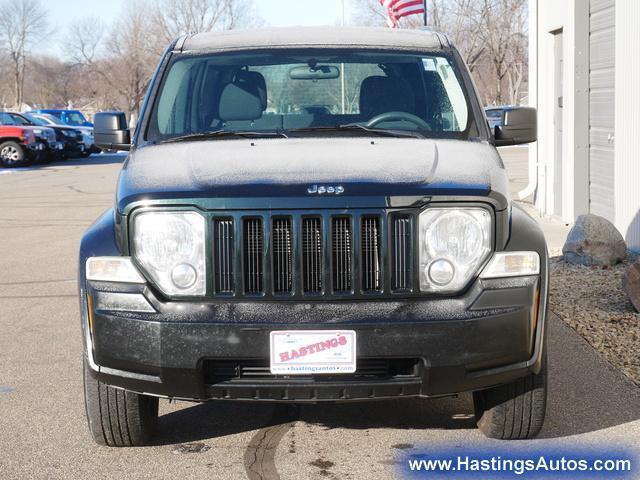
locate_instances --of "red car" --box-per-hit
[0,124,45,167]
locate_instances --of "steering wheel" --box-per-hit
[366,111,431,130]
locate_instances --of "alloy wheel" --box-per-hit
[1,145,21,165]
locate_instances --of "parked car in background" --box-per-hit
[0,123,45,167]
[27,109,99,154]
[23,113,87,158]
[485,107,504,130]
[0,112,63,162]
[485,106,524,132]
[28,109,93,127]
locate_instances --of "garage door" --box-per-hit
[589,0,615,221]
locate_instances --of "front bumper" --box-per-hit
[46,141,65,156]
[64,141,85,155]
[83,273,545,402]
[80,204,549,402]
[26,142,45,152]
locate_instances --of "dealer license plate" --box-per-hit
[269,330,356,375]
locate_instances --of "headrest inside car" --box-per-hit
[218,74,264,122]
[359,75,415,119]
[235,70,267,110]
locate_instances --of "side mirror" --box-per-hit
[494,107,536,147]
[94,112,131,151]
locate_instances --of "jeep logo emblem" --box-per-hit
[307,185,345,195]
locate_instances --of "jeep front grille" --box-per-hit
[361,217,382,292]
[302,217,323,294]
[391,216,412,291]
[331,217,352,293]
[214,218,235,293]
[272,217,293,293]
[243,218,263,294]
[211,211,414,298]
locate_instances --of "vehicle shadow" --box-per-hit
[153,315,640,445]
[23,153,126,170]
[154,401,278,446]
[53,153,127,167]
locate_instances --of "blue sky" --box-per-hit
[46,0,356,56]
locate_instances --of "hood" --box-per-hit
[29,125,56,139]
[71,126,93,134]
[0,124,44,138]
[117,138,509,212]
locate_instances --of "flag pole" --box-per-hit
[423,0,428,26]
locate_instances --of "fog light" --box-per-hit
[171,263,197,289]
[428,259,455,285]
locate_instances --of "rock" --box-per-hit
[623,260,640,312]
[562,214,627,266]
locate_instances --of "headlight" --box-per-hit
[419,208,492,292]
[133,211,206,296]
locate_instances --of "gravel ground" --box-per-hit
[550,253,640,386]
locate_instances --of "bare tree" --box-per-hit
[504,3,527,104]
[67,2,156,120]
[150,0,259,54]
[63,0,262,118]
[471,0,527,104]
[0,0,49,108]
[105,2,157,119]
[65,16,105,65]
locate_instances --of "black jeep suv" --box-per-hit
[80,27,546,446]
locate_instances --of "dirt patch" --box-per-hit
[391,443,414,450]
[310,458,335,476]
[171,443,210,454]
[550,253,640,386]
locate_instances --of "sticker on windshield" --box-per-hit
[422,58,437,71]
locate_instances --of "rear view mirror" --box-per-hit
[94,111,131,151]
[494,107,537,147]
[289,65,340,80]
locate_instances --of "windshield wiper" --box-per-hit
[163,129,288,143]
[288,124,425,139]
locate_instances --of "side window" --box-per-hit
[156,59,199,135]
[0,113,16,125]
[10,114,29,126]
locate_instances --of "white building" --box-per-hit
[528,0,640,251]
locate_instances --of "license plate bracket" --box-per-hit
[269,330,357,375]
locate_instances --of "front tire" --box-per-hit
[83,359,159,446]
[473,352,547,440]
[0,141,28,168]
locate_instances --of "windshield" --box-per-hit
[23,114,47,126]
[146,50,478,142]
[62,111,88,126]
[0,112,32,126]
[36,114,62,125]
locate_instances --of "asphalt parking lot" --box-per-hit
[1,151,639,479]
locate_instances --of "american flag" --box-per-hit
[380,0,426,28]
